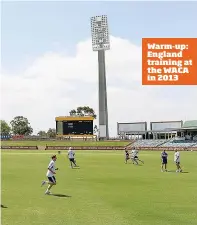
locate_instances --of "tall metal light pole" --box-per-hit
[91,15,110,140]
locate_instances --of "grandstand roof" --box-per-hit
[182,120,197,128]
[179,127,197,130]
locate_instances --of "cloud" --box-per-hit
[1,36,197,136]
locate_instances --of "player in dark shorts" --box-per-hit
[68,147,78,168]
[161,150,168,172]
[131,148,144,165]
[125,149,130,164]
[41,155,58,195]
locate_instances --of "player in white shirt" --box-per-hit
[41,155,58,195]
[174,150,182,172]
[68,147,78,168]
[130,148,144,165]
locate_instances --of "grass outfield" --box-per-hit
[1,140,129,146]
[2,150,197,225]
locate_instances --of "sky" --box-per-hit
[1,1,197,136]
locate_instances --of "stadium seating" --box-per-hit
[161,140,197,148]
[130,139,197,148]
[131,140,166,147]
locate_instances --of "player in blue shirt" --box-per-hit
[161,150,168,172]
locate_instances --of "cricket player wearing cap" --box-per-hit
[41,155,58,195]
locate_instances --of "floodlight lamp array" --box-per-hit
[91,15,110,51]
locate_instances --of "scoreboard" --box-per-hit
[63,120,93,135]
[56,116,94,136]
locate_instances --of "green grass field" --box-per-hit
[2,150,197,225]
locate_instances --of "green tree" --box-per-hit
[37,130,47,137]
[10,116,33,136]
[47,128,56,138]
[69,109,77,116]
[0,120,11,136]
[69,106,97,119]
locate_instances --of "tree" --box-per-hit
[0,120,11,136]
[69,109,77,116]
[47,128,56,138]
[69,106,97,119]
[10,116,33,136]
[37,130,47,137]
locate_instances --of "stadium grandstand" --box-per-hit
[160,120,197,148]
[117,120,197,149]
[177,120,197,140]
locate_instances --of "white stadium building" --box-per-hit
[117,120,197,149]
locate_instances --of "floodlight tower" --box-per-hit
[91,15,110,140]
